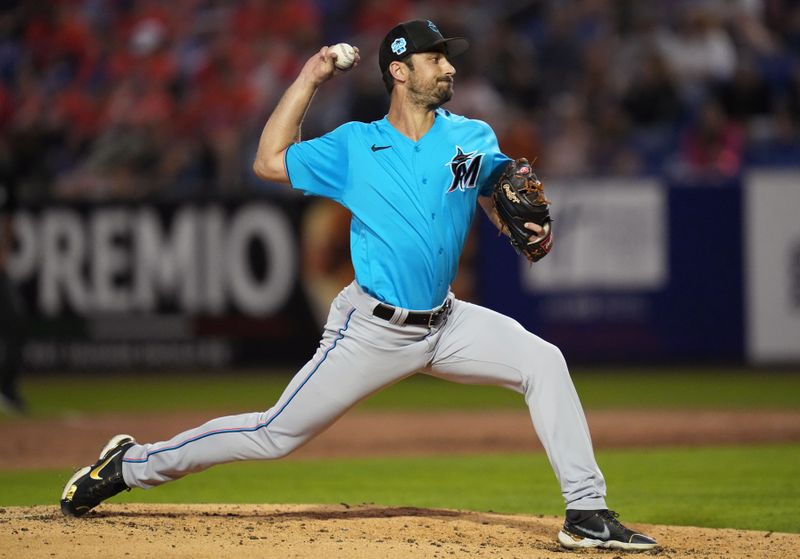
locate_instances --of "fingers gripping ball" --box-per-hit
[330,43,356,70]
[492,158,553,262]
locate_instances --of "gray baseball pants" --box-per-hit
[121,281,607,510]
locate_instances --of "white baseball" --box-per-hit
[330,43,356,70]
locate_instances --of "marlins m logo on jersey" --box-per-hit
[446,146,484,193]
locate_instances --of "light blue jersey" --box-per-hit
[285,108,510,310]
[82,19,619,531]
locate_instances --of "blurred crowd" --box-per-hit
[1,0,800,201]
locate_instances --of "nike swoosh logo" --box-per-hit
[578,524,610,540]
[371,144,391,152]
[89,449,123,480]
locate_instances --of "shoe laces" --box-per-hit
[83,458,128,500]
[598,510,626,530]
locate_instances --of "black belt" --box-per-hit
[373,299,452,328]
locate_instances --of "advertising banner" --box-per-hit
[7,198,322,370]
[521,178,667,292]
[478,178,744,363]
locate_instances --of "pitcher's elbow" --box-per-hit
[252,158,272,181]
[252,156,288,184]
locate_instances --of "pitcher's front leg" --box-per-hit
[429,299,607,510]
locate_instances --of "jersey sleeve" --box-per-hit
[477,122,511,197]
[284,123,352,201]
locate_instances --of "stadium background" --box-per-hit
[1,1,800,558]
[3,0,800,369]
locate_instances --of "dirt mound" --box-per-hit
[2,504,797,559]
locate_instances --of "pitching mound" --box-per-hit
[3,504,798,559]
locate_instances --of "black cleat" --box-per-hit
[558,509,658,551]
[60,434,136,517]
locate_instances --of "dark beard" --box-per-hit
[432,86,453,108]
[409,78,453,110]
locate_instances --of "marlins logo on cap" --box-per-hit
[378,19,469,74]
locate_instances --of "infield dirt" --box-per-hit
[3,503,799,559]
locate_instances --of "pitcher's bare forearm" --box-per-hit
[252,45,360,184]
[478,196,506,234]
[252,75,319,183]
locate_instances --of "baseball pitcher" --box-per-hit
[61,19,657,551]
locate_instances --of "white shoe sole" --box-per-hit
[558,529,657,551]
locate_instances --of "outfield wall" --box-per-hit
[478,170,800,365]
[5,172,800,369]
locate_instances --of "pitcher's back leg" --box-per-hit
[122,302,429,488]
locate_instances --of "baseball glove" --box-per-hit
[491,158,553,262]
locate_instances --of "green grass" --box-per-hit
[5,368,798,533]
[7,367,800,419]
[5,444,799,533]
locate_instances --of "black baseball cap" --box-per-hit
[379,19,469,74]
